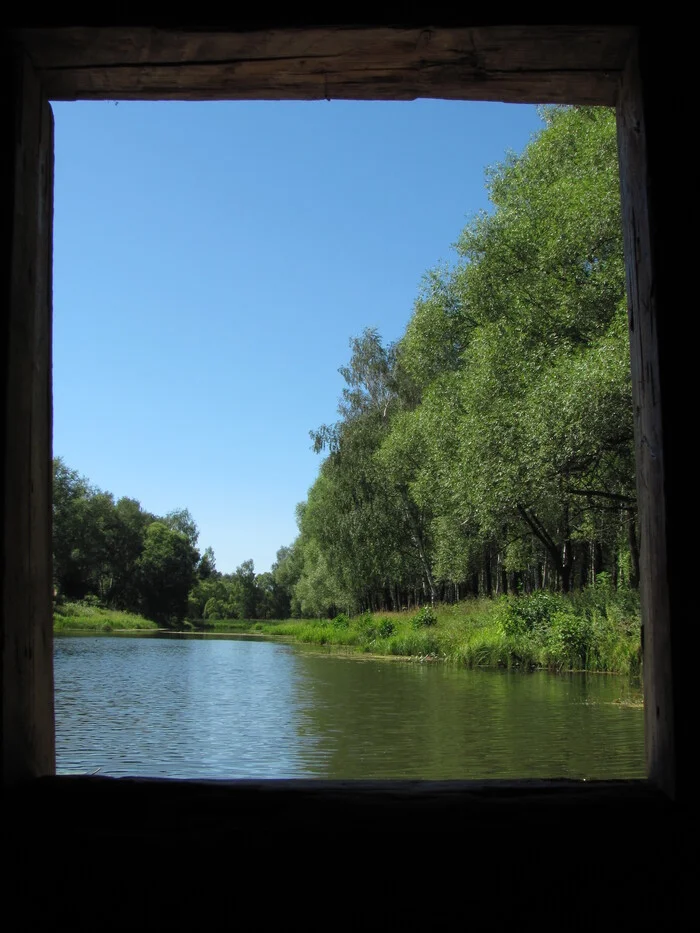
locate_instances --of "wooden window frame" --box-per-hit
[2,24,684,821]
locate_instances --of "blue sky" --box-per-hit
[52,99,543,574]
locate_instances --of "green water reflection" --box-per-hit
[54,635,644,780]
[290,649,644,779]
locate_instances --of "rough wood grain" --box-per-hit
[17,25,634,103]
[2,49,55,783]
[617,39,675,798]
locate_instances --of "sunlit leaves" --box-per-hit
[284,105,634,605]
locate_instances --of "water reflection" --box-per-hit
[290,651,644,779]
[54,635,644,780]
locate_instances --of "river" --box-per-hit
[54,633,644,780]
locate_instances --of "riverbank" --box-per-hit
[199,590,642,675]
[54,601,158,633]
[53,589,642,675]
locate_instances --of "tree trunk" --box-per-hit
[560,505,573,593]
[517,502,572,594]
[484,547,493,596]
[400,490,437,604]
[500,568,507,595]
[594,541,604,579]
[561,560,572,593]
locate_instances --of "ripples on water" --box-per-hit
[54,634,644,780]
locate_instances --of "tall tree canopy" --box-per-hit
[284,106,635,616]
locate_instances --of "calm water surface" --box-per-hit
[54,634,644,779]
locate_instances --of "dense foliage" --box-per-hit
[54,107,637,631]
[274,106,637,616]
[246,582,641,676]
[52,460,290,625]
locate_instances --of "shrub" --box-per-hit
[572,573,640,624]
[355,612,378,644]
[376,617,395,638]
[545,611,593,668]
[411,605,438,629]
[331,613,350,630]
[498,591,565,638]
[203,597,222,620]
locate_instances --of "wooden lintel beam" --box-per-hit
[16,25,634,104]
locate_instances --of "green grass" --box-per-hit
[200,590,642,675]
[193,618,296,634]
[53,600,158,633]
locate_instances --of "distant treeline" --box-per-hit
[54,106,637,625]
[53,460,290,624]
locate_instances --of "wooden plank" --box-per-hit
[2,48,55,783]
[616,38,675,798]
[17,25,634,104]
[38,65,618,105]
[16,25,636,68]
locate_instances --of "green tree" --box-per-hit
[164,508,199,547]
[232,560,258,619]
[197,546,218,580]
[285,106,633,603]
[136,522,199,624]
[105,496,156,609]
[272,542,304,617]
[53,458,98,599]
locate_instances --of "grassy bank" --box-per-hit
[195,618,270,633]
[202,586,642,675]
[54,600,158,633]
[54,585,641,674]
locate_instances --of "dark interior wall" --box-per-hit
[2,40,55,785]
[9,776,690,927]
[633,33,690,807]
[1,22,693,922]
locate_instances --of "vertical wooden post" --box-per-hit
[617,32,680,800]
[2,48,55,783]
